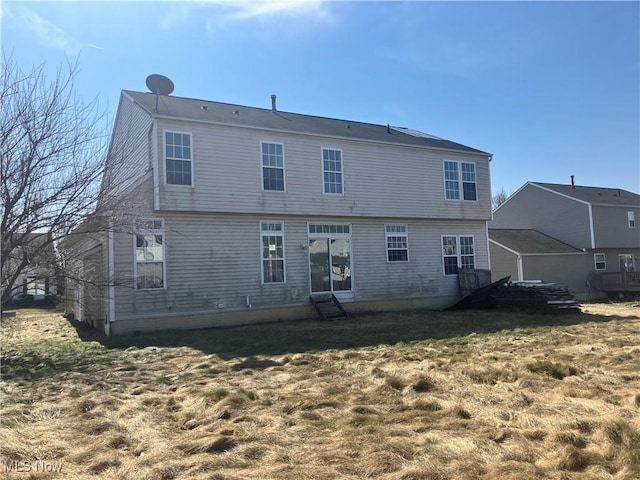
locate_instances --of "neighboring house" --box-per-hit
[1,233,58,304]
[490,181,640,299]
[61,87,492,334]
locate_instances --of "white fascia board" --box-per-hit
[529,182,591,206]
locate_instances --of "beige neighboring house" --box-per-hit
[490,181,640,300]
[61,87,493,335]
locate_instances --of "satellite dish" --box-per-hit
[146,74,174,96]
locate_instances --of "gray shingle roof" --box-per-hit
[124,90,490,156]
[532,182,640,207]
[489,229,583,255]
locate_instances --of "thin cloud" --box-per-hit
[11,5,82,54]
[87,43,104,50]
[223,0,330,21]
[159,0,333,33]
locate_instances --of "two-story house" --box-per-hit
[62,87,493,334]
[489,181,640,299]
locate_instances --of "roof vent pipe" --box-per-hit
[570,175,575,188]
[271,94,277,112]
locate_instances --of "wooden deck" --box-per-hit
[600,271,640,293]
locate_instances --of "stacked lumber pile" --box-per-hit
[493,281,580,312]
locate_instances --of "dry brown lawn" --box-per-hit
[1,303,639,479]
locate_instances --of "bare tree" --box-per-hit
[492,187,511,211]
[1,53,108,304]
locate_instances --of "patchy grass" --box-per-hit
[1,303,639,479]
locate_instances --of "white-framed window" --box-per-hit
[134,219,165,289]
[442,235,475,275]
[165,131,192,185]
[444,160,477,201]
[628,211,636,228]
[594,253,606,271]
[261,142,285,191]
[261,222,285,283]
[385,225,409,262]
[322,148,343,194]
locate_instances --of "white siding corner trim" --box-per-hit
[107,227,115,331]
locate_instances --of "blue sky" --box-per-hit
[3,1,639,195]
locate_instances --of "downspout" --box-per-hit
[485,222,491,272]
[516,254,524,281]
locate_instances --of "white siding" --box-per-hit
[154,119,492,221]
[112,212,489,323]
[103,95,154,198]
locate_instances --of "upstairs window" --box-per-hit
[628,211,636,228]
[386,225,408,262]
[444,161,476,200]
[165,132,192,185]
[442,235,475,275]
[135,219,165,289]
[322,148,343,194]
[261,222,285,283]
[261,142,285,191]
[594,253,606,271]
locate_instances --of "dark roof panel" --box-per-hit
[124,90,490,156]
[533,182,640,207]
[489,229,583,254]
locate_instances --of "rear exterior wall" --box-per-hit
[154,119,492,221]
[110,213,489,333]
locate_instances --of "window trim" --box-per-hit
[260,221,286,284]
[443,160,477,201]
[628,211,636,229]
[594,253,606,271]
[134,218,166,290]
[441,234,475,276]
[260,141,286,192]
[163,130,194,187]
[321,147,344,195]
[385,224,409,262]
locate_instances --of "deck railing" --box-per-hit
[600,271,640,292]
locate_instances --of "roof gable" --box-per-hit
[123,90,490,156]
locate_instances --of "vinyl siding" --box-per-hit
[112,213,489,326]
[592,205,640,249]
[491,184,592,248]
[489,243,520,282]
[155,119,492,220]
[520,254,590,299]
[103,95,154,198]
